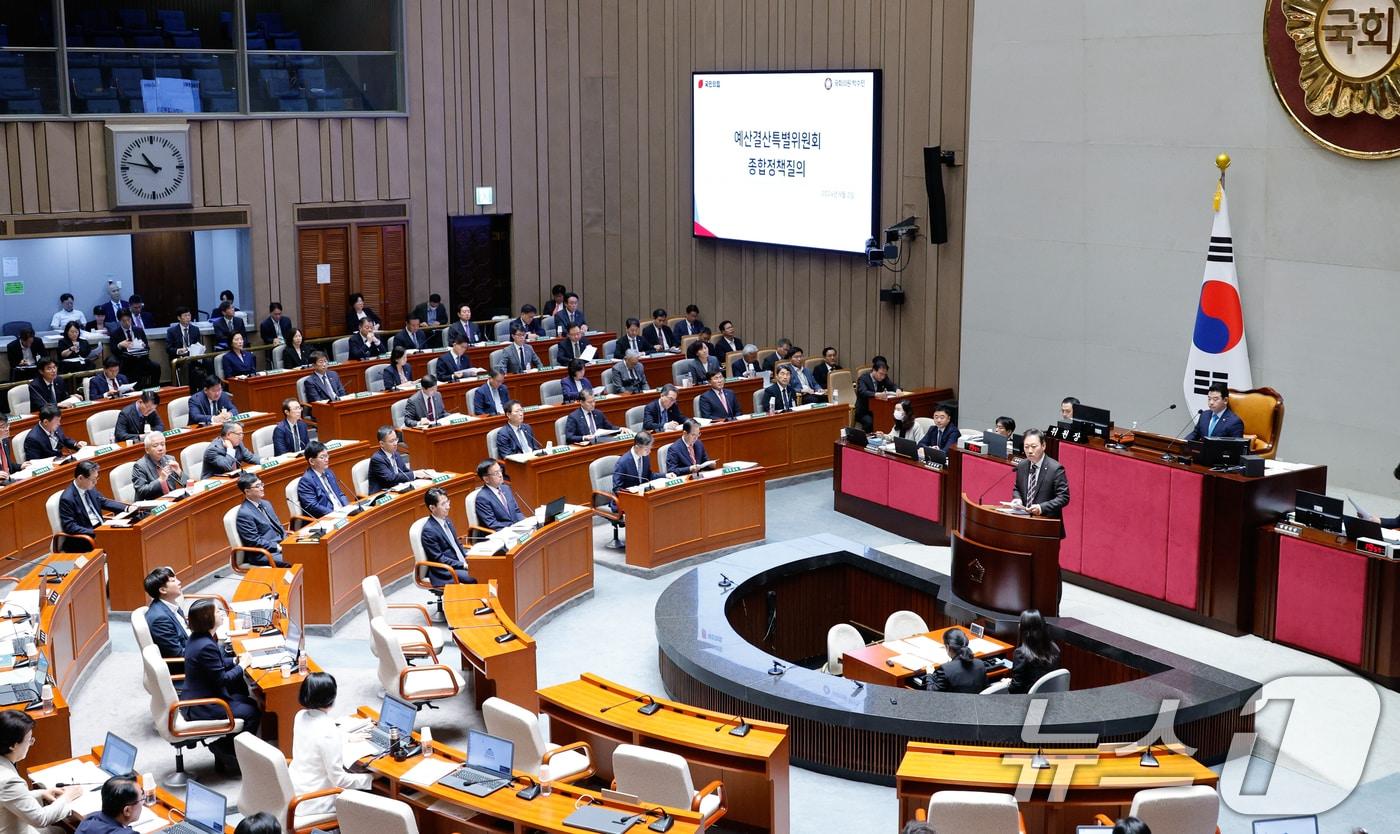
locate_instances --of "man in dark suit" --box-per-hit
[109,309,160,388]
[665,419,714,475]
[272,398,311,455]
[368,426,429,493]
[854,360,898,432]
[697,369,742,421]
[712,321,743,359]
[784,347,827,403]
[445,303,484,345]
[1185,382,1246,441]
[235,473,289,567]
[259,302,295,345]
[88,358,130,399]
[411,294,450,329]
[610,432,655,508]
[403,376,448,426]
[642,309,677,353]
[202,421,259,475]
[919,403,959,453]
[188,379,238,426]
[27,359,71,411]
[510,304,547,339]
[812,346,842,389]
[348,317,388,360]
[610,351,650,394]
[1013,429,1070,521]
[127,294,154,329]
[496,401,542,457]
[0,421,18,484]
[210,301,246,351]
[132,432,186,499]
[58,460,127,552]
[166,307,201,361]
[615,318,645,358]
[763,365,798,413]
[297,441,351,517]
[499,327,542,374]
[555,324,590,364]
[472,370,510,416]
[564,390,617,445]
[643,385,683,432]
[553,292,586,333]
[302,351,347,402]
[5,327,41,382]
[394,316,430,353]
[731,345,762,378]
[142,566,188,660]
[435,338,479,383]
[420,486,475,584]
[761,339,794,374]
[115,391,164,442]
[99,283,128,325]
[473,459,526,531]
[25,405,83,461]
[674,305,706,338]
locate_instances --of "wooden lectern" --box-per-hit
[952,493,1062,616]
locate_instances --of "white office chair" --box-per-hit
[1112,785,1220,834]
[482,697,594,782]
[110,461,137,504]
[130,606,185,686]
[361,575,443,658]
[547,344,560,366]
[600,339,617,361]
[611,744,724,828]
[912,416,935,440]
[624,405,645,433]
[539,379,563,405]
[351,458,372,497]
[181,441,210,482]
[485,427,504,460]
[168,396,191,429]
[12,429,31,467]
[45,490,93,553]
[223,504,273,575]
[553,416,569,446]
[86,410,120,446]
[336,790,418,834]
[466,386,483,416]
[331,337,351,364]
[884,610,928,642]
[825,624,864,675]
[365,363,390,393]
[141,644,243,785]
[6,386,29,415]
[235,732,340,834]
[926,790,1024,834]
[368,616,463,708]
[390,398,408,429]
[1028,668,1071,694]
[250,425,276,460]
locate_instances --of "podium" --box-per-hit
[952,493,1062,616]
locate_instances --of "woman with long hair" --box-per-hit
[1008,608,1061,694]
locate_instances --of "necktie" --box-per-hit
[320,473,342,508]
[49,430,58,451]
[181,327,189,348]
[722,391,730,416]
[125,329,133,344]
[49,383,56,402]
[515,427,528,451]
[389,453,400,474]
[1027,464,1040,502]
[0,440,8,471]
[688,442,696,465]
[84,490,101,526]
[631,337,638,352]
[258,501,280,534]
[289,422,301,452]
[1208,413,1219,437]
[320,375,330,397]
[158,459,170,494]
[518,347,526,369]
[426,395,435,421]
[586,411,595,437]
[659,330,668,350]
[442,518,464,559]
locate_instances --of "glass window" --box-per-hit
[0,2,59,115]
[247,53,398,113]
[243,1,397,52]
[0,2,58,48]
[67,52,240,115]
[62,1,236,51]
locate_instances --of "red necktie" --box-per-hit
[427,396,435,421]
[722,392,730,416]
[688,443,696,465]
[0,441,9,470]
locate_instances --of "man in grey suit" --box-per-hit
[131,432,187,499]
[202,421,259,476]
[235,473,290,567]
[403,375,448,426]
[610,350,650,394]
[1012,429,1070,522]
[498,326,542,374]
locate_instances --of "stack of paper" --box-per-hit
[968,637,1003,655]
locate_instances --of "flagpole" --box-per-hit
[1213,152,1230,211]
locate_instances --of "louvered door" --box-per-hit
[297,226,350,339]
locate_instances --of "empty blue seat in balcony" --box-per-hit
[67,52,100,68]
[118,9,148,29]
[0,52,23,67]
[69,66,106,95]
[276,91,307,112]
[202,91,236,112]
[254,13,286,33]
[190,67,226,93]
[0,66,27,90]
[170,32,202,49]
[110,66,144,98]
[284,54,321,69]
[246,35,268,50]
[273,36,302,50]
[101,53,141,68]
[131,33,164,48]
[157,10,187,31]
[259,68,291,96]
[3,94,43,114]
[83,97,122,114]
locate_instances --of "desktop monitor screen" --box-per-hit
[1071,403,1111,426]
[1295,490,1343,518]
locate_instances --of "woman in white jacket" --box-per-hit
[0,712,81,834]
[288,673,372,816]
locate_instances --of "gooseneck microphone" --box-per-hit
[599,693,661,715]
[1135,402,1178,428]
[1161,409,1204,464]
[713,713,751,737]
[977,462,1019,506]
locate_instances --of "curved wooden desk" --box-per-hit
[615,466,766,568]
[231,564,320,755]
[465,508,593,631]
[6,384,188,444]
[281,473,472,627]
[538,673,791,834]
[896,740,1217,834]
[442,583,537,711]
[841,626,1012,687]
[954,493,1063,616]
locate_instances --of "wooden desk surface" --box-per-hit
[442,583,538,711]
[614,465,767,569]
[841,627,1013,687]
[29,749,236,833]
[464,507,594,630]
[230,564,319,755]
[864,386,954,427]
[6,385,188,444]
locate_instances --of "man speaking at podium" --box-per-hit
[1013,429,1069,521]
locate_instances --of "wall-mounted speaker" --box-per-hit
[923,146,950,245]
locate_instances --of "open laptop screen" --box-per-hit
[466,729,513,778]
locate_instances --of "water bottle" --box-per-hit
[40,684,52,713]
[420,726,433,758]
[297,653,308,675]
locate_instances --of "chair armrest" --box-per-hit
[980,679,1012,695]
[541,740,594,782]
[413,561,462,586]
[230,545,273,575]
[287,787,342,832]
[51,532,95,552]
[386,601,434,625]
[691,780,725,827]
[168,697,235,737]
[389,623,438,661]
[398,664,460,701]
[466,524,495,543]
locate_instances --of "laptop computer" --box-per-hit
[922,446,947,466]
[1251,816,1318,834]
[981,431,1008,458]
[366,694,418,753]
[438,729,514,796]
[541,495,566,525]
[164,781,227,834]
[100,732,138,776]
[1345,513,1383,542]
[843,427,869,447]
[249,614,302,668]
[0,653,48,706]
[891,437,920,459]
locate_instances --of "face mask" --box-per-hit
[893,409,904,421]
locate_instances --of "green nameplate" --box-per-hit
[524,404,542,412]
[354,391,374,398]
[30,465,53,476]
[447,416,469,425]
[324,440,344,450]
[516,531,531,545]
[810,402,830,408]
[432,474,451,484]
[93,445,118,457]
[232,412,253,421]
[74,400,95,407]
[665,478,684,487]
[202,481,220,492]
[332,518,349,530]
[554,508,574,521]
[260,459,280,470]
[149,503,169,516]
[548,445,571,455]
[163,428,183,437]
[722,465,742,474]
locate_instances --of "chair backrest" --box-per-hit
[45,491,63,535]
[250,425,276,460]
[883,610,928,641]
[12,429,30,467]
[168,395,191,428]
[547,344,560,366]
[336,790,419,834]
[140,644,182,743]
[927,790,1022,834]
[912,417,934,440]
[1027,668,1070,694]
[690,393,705,418]
[425,357,440,381]
[679,335,700,353]
[1,321,33,338]
[752,388,768,414]
[589,456,619,499]
[826,623,864,674]
[7,385,29,415]
[1228,386,1284,459]
[553,416,569,446]
[222,505,243,552]
[365,363,389,393]
[723,350,744,372]
[488,348,507,375]
[826,369,853,405]
[390,398,408,429]
[601,368,616,393]
[351,458,371,497]
[294,376,310,405]
[130,606,155,653]
[539,379,563,405]
[600,339,617,361]
[368,616,408,695]
[485,427,504,460]
[1129,785,1220,834]
[181,441,210,481]
[408,517,429,567]
[540,315,556,335]
[331,337,350,363]
[234,732,295,822]
[271,344,285,370]
[482,697,550,776]
[624,406,645,433]
[465,487,491,529]
[110,461,137,504]
[612,744,696,810]
[466,385,483,416]
[671,359,694,387]
[493,320,511,341]
[803,356,823,371]
[286,477,304,517]
[755,348,778,368]
[362,575,388,621]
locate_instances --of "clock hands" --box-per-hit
[140,153,162,174]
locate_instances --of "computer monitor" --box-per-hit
[1345,513,1383,542]
[1197,436,1249,467]
[1252,816,1318,834]
[981,431,1008,458]
[1011,432,1025,456]
[100,732,138,776]
[284,612,303,655]
[379,694,417,737]
[1295,489,1344,533]
[891,437,920,459]
[182,781,228,834]
[843,427,869,447]
[923,447,947,466]
[466,729,513,778]
[542,496,566,524]
[1071,403,1111,426]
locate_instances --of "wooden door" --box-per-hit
[297,226,349,340]
[355,224,407,330]
[130,231,197,325]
